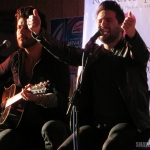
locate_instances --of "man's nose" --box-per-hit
[100,20,107,27]
[19,26,25,34]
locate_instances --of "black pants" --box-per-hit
[58,123,150,150]
[41,120,71,150]
[0,120,70,150]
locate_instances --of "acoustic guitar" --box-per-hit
[0,81,48,129]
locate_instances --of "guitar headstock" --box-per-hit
[29,81,49,94]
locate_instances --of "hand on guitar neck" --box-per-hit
[21,84,42,102]
[0,81,49,128]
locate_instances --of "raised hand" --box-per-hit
[27,9,41,35]
[121,11,136,38]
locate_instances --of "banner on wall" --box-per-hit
[51,16,84,96]
[51,17,83,47]
[83,0,150,89]
[51,18,66,42]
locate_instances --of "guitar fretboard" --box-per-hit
[5,92,22,108]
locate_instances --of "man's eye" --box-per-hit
[17,26,29,30]
[17,26,21,29]
[98,20,102,24]
[106,19,112,22]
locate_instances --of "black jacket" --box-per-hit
[33,31,150,132]
[0,48,70,127]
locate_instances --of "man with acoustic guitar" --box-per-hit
[0,6,70,150]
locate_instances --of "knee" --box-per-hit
[42,120,55,132]
[102,136,116,150]
[0,129,15,140]
[41,120,70,137]
[42,120,58,136]
[0,129,21,150]
[79,125,92,134]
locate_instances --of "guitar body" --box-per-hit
[0,84,24,129]
[0,81,48,129]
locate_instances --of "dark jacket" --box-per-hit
[33,31,150,132]
[0,48,70,127]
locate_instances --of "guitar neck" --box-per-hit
[5,92,22,107]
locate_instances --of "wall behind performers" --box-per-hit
[51,17,84,96]
[0,0,84,58]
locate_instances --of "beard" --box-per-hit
[99,26,121,44]
[17,37,37,48]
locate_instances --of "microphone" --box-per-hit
[85,28,103,49]
[90,28,104,42]
[0,40,11,51]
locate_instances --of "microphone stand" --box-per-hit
[66,66,82,150]
[66,29,102,150]
[66,49,94,150]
